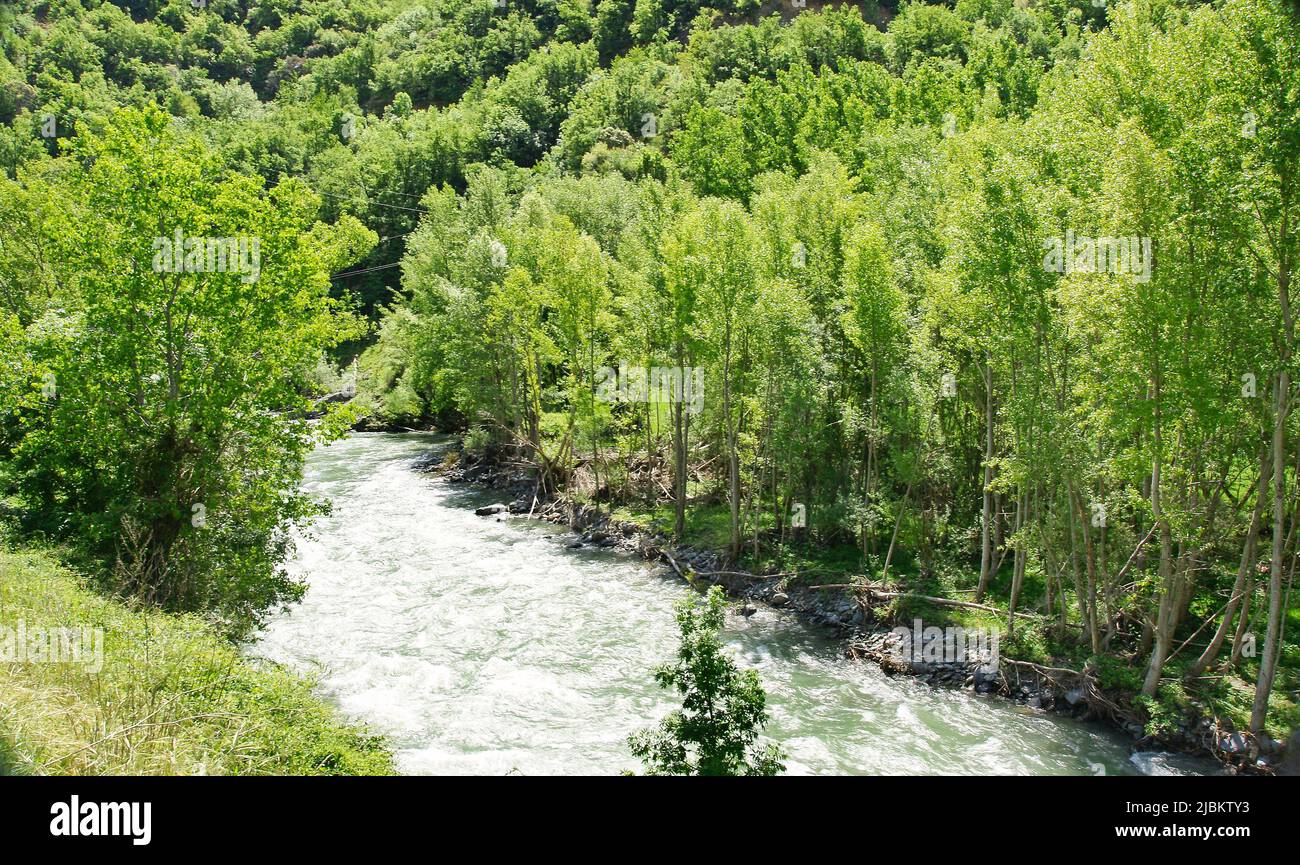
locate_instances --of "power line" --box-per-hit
[343,185,433,204]
[376,228,420,244]
[317,189,430,215]
[313,188,428,280]
[330,229,421,279]
[331,261,405,280]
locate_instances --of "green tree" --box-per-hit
[840,220,908,555]
[593,0,635,65]
[629,586,785,776]
[3,107,372,633]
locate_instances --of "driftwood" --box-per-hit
[656,555,1044,625]
[996,657,1133,722]
[809,584,1042,621]
[694,569,797,580]
[658,547,796,583]
[661,550,687,579]
[997,657,1092,679]
[865,590,1043,620]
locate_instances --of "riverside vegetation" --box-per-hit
[0,543,394,775]
[630,586,786,776]
[0,0,1297,773]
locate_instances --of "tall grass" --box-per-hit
[0,546,394,775]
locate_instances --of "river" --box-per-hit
[249,432,1210,776]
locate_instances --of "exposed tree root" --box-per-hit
[996,657,1134,723]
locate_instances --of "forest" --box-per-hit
[0,0,1297,766]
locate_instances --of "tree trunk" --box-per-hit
[1251,368,1290,732]
[1142,379,1175,698]
[1007,484,1027,635]
[1189,447,1270,678]
[1071,487,1103,654]
[672,392,686,539]
[976,359,994,602]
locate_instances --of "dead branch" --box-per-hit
[694,569,798,580]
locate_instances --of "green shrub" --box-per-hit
[1001,622,1049,666]
[629,586,784,776]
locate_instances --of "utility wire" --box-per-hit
[317,189,431,214]
[331,261,405,280]
[314,188,428,280]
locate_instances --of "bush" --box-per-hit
[1135,682,1191,740]
[1001,621,1049,666]
[463,425,492,454]
[629,586,784,776]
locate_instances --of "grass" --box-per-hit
[0,544,395,776]
[609,501,735,551]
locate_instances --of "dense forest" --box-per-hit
[0,0,1297,754]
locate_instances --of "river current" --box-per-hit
[249,432,1210,776]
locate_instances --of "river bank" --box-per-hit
[428,437,1289,775]
[0,545,395,776]
[252,431,1192,774]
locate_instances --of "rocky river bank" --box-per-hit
[420,441,1294,775]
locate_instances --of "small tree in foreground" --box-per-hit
[629,586,785,776]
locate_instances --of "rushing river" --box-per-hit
[250,432,1209,776]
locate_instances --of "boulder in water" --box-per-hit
[973,666,1000,693]
[475,503,508,516]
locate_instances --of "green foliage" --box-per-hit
[1,106,371,635]
[888,2,973,71]
[629,586,784,776]
[594,0,636,63]
[0,545,394,775]
[1135,682,1192,739]
[2,0,1298,740]
[463,425,493,454]
[1001,622,1050,666]
[1094,654,1143,693]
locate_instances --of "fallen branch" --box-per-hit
[806,583,1043,620]
[997,657,1092,679]
[864,589,1043,620]
[1113,523,1159,585]
[997,658,1132,721]
[695,569,797,580]
[661,550,687,579]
